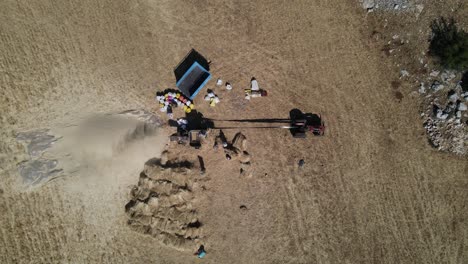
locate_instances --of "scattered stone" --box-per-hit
[362,0,375,10]
[360,0,411,11]
[418,83,426,94]
[448,90,459,102]
[441,70,456,82]
[400,69,409,78]
[414,4,424,18]
[458,102,467,111]
[436,109,448,120]
[429,70,440,77]
[447,102,456,111]
[422,94,467,155]
[431,81,444,92]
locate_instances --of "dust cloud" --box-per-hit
[45,113,167,232]
[49,114,165,185]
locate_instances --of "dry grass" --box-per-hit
[0,0,467,263]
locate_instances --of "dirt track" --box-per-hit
[0,0,467,263]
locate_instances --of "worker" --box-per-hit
[194,245,206,258]
[167,105,173,119]
[298,159,305,168]
[177,118,188,130]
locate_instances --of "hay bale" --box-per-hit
[232,133,247,151]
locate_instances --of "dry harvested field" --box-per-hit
[0,0,467,263]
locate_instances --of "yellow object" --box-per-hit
[210,98,216,107]
[185,107,192,113]
[189,104,195,109]
[176,93,180,98]
[164,94,168,98]
[183,105,188,111]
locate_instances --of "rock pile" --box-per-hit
[360,0,424,16]
[361,0,409,11]
[420,70,468,155]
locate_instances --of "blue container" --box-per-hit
[197,251,206,258]
[176,61,211,100]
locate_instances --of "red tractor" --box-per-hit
[290,112,325,138]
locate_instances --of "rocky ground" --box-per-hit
[360,0,468,156]
[419,70,467,155]
[360,0,424,14]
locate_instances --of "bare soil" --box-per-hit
[0,0,467,263]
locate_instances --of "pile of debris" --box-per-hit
[125,154,203,251]
[419,70,468,155]
[360,0,424,16]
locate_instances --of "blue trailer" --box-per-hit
[174,49,211,100]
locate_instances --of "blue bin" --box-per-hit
[176,61,211,100]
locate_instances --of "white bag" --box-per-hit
[251,79,259,91]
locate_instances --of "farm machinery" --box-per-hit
[169,109,325,148]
